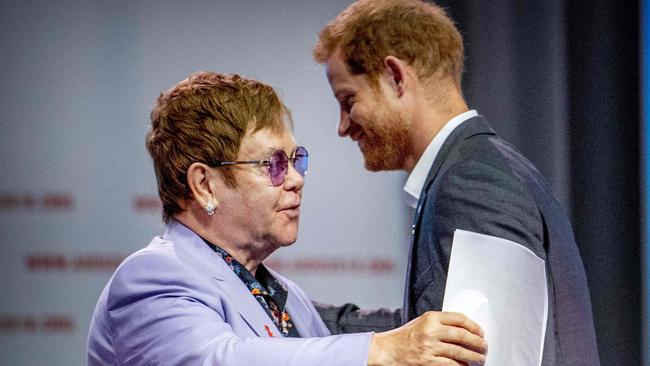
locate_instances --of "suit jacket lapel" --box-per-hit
[402,116,496,321]
[417,116,496,213]
[217,267,282,338]
[165,222,281,338]
[284,295,313,336]
[267,268,317,337]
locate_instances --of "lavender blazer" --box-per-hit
[87,222,371,365]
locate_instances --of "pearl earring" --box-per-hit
[205,198,215,216]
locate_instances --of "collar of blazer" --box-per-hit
[162,221,282,338]
[413,115,497,224]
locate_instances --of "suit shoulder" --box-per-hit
[111,237,180,279]
[451,135,514,169]
[434,157,526,196]
[427,158,545,258]
[452,134,545,180]
[105,238,201,308]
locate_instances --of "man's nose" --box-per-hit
[337,111,350,137]
[283,163,305,191]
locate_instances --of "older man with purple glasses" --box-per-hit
[86,71,487,366]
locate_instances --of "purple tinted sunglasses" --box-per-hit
[212,146,308,186]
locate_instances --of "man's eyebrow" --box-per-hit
[261,146,292,159]
[248,145,297,160]
[254,147,278,160]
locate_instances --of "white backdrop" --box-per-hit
[0,1,411,364]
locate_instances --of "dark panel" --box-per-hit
[567,0,641,364]
[438,0,570,206]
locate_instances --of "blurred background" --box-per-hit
[0,0,644,365]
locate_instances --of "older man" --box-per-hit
[86,71,487,365]
[313,1,600,365]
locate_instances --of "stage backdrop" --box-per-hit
[0,1,411,364]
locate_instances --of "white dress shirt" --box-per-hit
[403,110,478,208]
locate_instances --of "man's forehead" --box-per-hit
[324,61,338,87]
[325,50,348,83]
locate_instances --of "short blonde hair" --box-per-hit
[146,71,291,223]
[314,0,464,87]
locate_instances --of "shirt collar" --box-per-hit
[403,110,478,208]
[203,240,282,301]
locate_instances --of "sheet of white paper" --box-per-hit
[442,229,548,366]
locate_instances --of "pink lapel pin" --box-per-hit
[264,324,274,337]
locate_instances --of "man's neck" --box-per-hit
[400,77,468,172]
[405,100,468,173]
[174,212,268,275]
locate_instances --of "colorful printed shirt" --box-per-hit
[204,240,300,338]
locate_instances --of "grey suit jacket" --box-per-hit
[318,116,600,366]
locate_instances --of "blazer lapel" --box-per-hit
[418,115,497,211]
[402,116,496,321]
[165,222,281,338]
[284,294,313,336]
[271,269,325,337]
[217,267,282,338]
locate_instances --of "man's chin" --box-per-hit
[279,238,298,248]
[360,147,385,171]
[363,155,401,172]
[360,141,405,171]
[364,160,385,172]
[277,232,299,247]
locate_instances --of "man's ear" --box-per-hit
[382,55,409,97]
[186,162,218,210]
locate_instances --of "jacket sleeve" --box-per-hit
[432,159,545,260]
[105,252,372,366]
[314,302,402,334]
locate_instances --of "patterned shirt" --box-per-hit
[204,240,300,338]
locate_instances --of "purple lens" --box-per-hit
[293,146,308,177]
[269,150,289,186]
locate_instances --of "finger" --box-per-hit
[435,343,487,365]
[438,311,484,337]
[439,326,488,353]
[430,357,464,366]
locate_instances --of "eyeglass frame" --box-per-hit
[209,146,308,186]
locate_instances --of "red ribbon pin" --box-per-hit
[264,324,274,337]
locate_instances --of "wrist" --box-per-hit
[367,331,394,366]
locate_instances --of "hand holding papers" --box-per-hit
[442,230,548,366]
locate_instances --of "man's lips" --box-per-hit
[279,202,301,215]
[351,131,364,142]
[354,134,368,151]
[280,205,300,219]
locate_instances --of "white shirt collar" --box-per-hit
[403,110,478,208]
